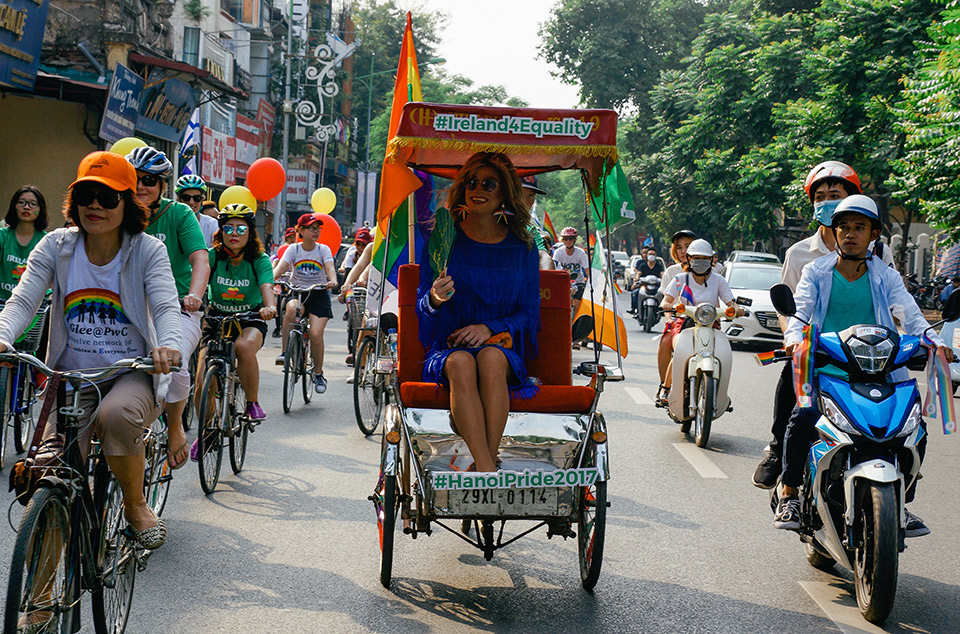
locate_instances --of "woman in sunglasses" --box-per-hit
[126,146,210,470]
[418,152,540,472]
[0,151,182,549]
[193,204,276,432]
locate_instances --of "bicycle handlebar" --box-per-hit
[203,310,266,322]
[275,281,331,293]
[0,352,180,381]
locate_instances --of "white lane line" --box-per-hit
[799,581,889,634]
[625,386,653,406]
[672,443,727,479]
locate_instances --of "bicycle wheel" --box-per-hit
[92,463,137,634]
[282,332,301,414]
[353,337,380,436]
[144,416,171,517]
[197,366,225,494]
[301,332,313,404]
[182,349,199,432]
[4,485,72,634]
[13,365,39,454]
[229,379,248,474]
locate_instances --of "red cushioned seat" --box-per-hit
[397,264,595,413]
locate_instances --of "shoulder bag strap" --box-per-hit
[27,371,62,458]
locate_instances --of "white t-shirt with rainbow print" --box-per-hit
[280,242,334,287]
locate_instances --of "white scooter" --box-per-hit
[664,299,749,447]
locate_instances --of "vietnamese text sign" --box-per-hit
[0,0,50,90]
[285,170,315,203]
[99,64,144,143]
[234,114,261,179]
[136,69,200,142]
[201,127,236,186]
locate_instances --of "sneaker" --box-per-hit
[271,327,281,338]
[246,401,266,421]
[346,375,355,384]
[752,451,782,490]
[275,354,285,366]
[189,438,200,462]
[314,373,327,394]
[773,497,801,530]
[342,312,349,321]
[904,508,931,538]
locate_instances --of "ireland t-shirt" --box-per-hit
[0,226,44,301]
[207,250,274,313]
[281,242,334,287]
[146,199,207,298]
[59,237,146,371]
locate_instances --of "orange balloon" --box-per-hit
[247,157,286,200]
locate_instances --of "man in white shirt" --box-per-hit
[553,226,590,290]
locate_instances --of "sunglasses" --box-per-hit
[138,174,162,187]
[179,193,204,203]
[562,237,575,241]
[222,225,249,236]
[73,184,121,209]
[465,177,500,193]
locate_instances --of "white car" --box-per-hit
[718,262,784,346]
[725,250,781,266]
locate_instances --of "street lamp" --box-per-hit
[352,55,445,228]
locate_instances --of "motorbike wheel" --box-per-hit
[643,308,655,333]
[853,482,899,624]
[803,541,836,572]
[692,375,716,448]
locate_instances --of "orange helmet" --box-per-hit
[803,161,862,202]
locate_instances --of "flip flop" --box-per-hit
[166,439,189,470]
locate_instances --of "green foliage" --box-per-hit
[182,0,209,21]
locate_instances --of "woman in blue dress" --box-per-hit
[418,152,540,472]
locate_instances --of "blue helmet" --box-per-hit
[830,194,881,230]
[175,174,207,194]
[125,146,172,175]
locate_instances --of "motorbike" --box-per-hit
[768,284,960,624]
[633,275,662,333]
[661,297,749,447]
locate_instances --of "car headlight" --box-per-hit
[821,395,858,435]
[694,303,717,326]
[848,337,894,373]
[897,401,922,437]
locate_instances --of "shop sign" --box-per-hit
[136,69,200,142]
[98,64,144,143]
[201,126,236,186]
[285,169,315,203]
[0,0,50,90]
[234,113,261,179]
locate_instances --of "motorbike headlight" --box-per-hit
[821,395,858,435]
[897,401,922,437]
[848,337,894,373]
[694,303,717,326]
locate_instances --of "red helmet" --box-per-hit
[803,161,862,201]
[560,226,578,238]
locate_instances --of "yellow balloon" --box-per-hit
[108,137,147,158]
[311,187,337,214]
[219,185,258,211]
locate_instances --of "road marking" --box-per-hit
[625,386,653,406]
[799,581,889,634]
[672,443,727,479]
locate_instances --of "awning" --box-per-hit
[128,52,247,101]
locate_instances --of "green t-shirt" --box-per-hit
[528,224,547,252]
[146,198,207,298]
[207,249,274,313]
[0,226,45,301]
[820,269,875,379]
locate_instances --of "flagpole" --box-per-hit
[407,193,416,263]
[372,212,394,362]
[601,160,625,373]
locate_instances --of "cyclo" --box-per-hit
[369,102,625,590]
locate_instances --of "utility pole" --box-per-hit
[276,2,294,245]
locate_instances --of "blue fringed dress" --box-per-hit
[417,226,540,398]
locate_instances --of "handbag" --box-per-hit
[8,372,64,506]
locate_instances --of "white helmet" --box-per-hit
[686,238,714,258]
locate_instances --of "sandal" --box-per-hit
[655,384,670,408]
[166,438,189,470]
[126,515,167,550]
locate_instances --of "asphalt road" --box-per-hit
[1,310,958,633]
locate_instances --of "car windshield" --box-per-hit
[612,251,628,261]
[735,253,779,263]
[727,267,782,289]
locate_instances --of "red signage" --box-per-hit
[201,126,236,186]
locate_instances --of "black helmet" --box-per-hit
[671,229,697,243]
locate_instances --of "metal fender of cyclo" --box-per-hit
[842,459,902,527]
[382,404,403,476]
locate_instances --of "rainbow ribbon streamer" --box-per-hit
[793,324,818,408]
[756,350,780,366]
[613,280,623,295]
[922,334,957,434]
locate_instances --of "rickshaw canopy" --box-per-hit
[386,102,619,190]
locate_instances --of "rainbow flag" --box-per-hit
[922,334,957,434]
[793,324,818,408]
[755,350,781,366]
[542,211,557,244]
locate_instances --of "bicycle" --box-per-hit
[353,313,398,437]
[195,311,264,494]
[277,282,324,414]
[180,348,199,433]
[0,300,49,470]
[2,353,172,634]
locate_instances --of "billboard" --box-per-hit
[98,64,144,143]
[136,69,200,142]
[0,0,50,90]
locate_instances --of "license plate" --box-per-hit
[446,487,559,516]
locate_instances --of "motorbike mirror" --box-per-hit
[572,314,595,342]
[770,284,796,317]
[735,296,753,307]
[943,289,960,323]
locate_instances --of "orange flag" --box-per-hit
[376,12,424,232]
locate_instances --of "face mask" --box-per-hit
[647,255,656,263]
[690,259,712,275]
[813,199,842,226]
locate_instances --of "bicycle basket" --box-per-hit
[14,303,50,352]
[347,287,368,330]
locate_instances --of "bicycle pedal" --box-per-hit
[726,404,734,412]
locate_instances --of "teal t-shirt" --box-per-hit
[820,269,875,379]
[146,198,207,298]
[0,226,45,301]
[207,249,274,313]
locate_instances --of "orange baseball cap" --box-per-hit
[69,151,138,192]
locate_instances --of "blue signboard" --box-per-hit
[0,0,51,90]
[136,69,200,142]
[98,64,144,143]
